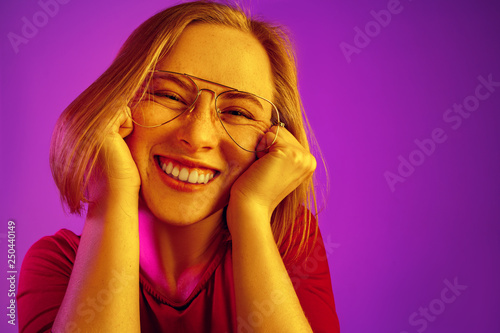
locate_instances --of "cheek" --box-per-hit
[225,152,256,183]
[124,131,151,173]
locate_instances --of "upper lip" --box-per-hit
[154,154,221,172]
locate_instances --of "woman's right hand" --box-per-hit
[53,105,142,332]
[88,106,141,205]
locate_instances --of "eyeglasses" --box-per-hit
[129,70,284,152]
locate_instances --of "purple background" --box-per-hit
[1,0,499,332]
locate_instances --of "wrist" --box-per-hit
[226,199,273,241]
[87,187,139,224]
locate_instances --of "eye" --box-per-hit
[220,108,254,120]
[148,89,188,106]
[154,91,182,102]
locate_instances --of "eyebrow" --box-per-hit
[152,72,193,91]
[150,71,271,109]
[220,91,264,108]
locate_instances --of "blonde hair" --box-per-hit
[50,0,323,264]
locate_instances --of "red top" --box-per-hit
[18,226,340,332]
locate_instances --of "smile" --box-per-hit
[156,156,217,185]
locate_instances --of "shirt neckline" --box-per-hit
[138,239,231,308]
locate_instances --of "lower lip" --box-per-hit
[154,157,212,192]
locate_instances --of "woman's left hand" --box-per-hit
[228,125,316,224]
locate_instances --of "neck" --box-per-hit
[138,205,227,302]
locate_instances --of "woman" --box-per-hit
[17,1,340,332]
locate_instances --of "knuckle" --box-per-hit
[310,155,317,171]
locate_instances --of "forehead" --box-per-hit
[157,24,274,98]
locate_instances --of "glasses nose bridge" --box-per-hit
[191,87,219,112]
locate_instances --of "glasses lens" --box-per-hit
[130,72,198,127]
[216,91,279,152]
[130,71,280,152]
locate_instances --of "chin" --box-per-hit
[138,190,227,227]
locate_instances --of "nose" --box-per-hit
[175,90,224,152]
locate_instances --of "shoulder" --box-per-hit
[21,228,80,277]
[278,210,322,267]
[31,228,80,249]
[26,228,80,255]
[18,229,81,332]
[280,213,332,282]
[279,213,341,332]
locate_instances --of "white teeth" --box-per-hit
[159,159,215,184]
[179,168,189,181]
[198,174,205,184]
[166,162,173,174]
[188,170,198,184]
[172,166,180,177]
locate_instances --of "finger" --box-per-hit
[257,124,300,153]
[118,106,134,139]
[256,128,279,159]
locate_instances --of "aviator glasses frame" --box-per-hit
[130,70,285,153]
